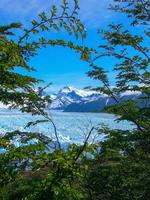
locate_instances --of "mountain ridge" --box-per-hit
[50,86,142,112]
[0,86,142,112]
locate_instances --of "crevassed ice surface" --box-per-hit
[0,110,134,145]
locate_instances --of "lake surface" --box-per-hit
[0,111,134,145]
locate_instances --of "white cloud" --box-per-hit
[0,0,60,25]
[79,0,113,27]
[0,0,113,27]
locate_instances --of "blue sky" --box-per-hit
[0,0,129,92]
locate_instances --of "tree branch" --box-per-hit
[74,127,94,161]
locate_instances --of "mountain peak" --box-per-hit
[60,86,75,93]
[50,86,142,112]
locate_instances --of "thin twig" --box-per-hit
[74,127,94,161]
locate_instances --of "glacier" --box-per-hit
[0,86,140,145]
[0,110,134,145]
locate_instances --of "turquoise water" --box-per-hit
[0,111,134,145]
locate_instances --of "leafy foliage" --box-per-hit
[0,0,150,199]
[86,0,150,199]
[0,1,93,199]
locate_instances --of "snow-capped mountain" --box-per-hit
[50,86,101,110]
[0,103,9,111]
[50,86,142,112]
[0,86,143,113]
